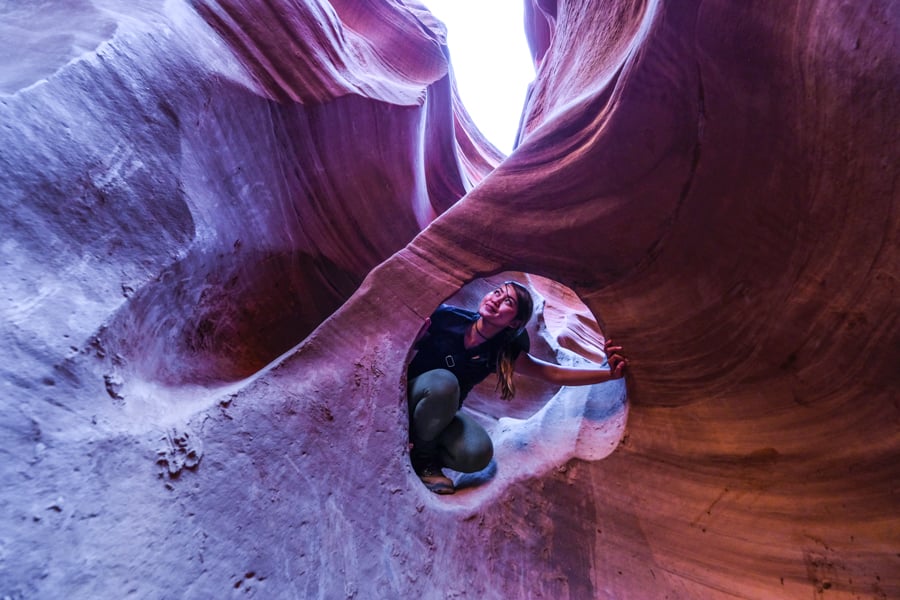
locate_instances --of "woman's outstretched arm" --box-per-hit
[514,340,627,386]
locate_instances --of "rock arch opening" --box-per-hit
[406,272,629,501]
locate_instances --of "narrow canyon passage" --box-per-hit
[0,0,896,598]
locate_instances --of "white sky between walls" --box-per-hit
[421,0,536,154]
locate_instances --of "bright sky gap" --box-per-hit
[421,1,535,154]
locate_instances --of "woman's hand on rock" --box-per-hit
[604,338,628,379]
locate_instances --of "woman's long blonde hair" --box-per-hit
[495,281,534,400]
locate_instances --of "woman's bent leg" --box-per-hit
[407,370,460,494]
[437,412,493,474]
[407,369,459,441]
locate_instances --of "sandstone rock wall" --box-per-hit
[1,0,897,598]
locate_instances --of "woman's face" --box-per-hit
[478,284,521,329]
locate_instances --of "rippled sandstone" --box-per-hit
[0,1,897,598]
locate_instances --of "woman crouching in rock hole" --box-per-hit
[407,280,627,495]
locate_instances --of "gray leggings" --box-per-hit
[408,369,493,473]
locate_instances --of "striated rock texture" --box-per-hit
[0,0,897,599]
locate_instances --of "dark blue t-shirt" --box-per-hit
[407,305,530,403]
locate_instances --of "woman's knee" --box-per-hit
[439,414,494,473]
[455,437,493,473]
[420,369,459,401]
[408,369,460,410]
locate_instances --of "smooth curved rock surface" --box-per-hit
[1,0,897,598]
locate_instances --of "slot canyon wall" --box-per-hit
[1,0,897,598]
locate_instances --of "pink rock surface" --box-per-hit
[0,0,897,598]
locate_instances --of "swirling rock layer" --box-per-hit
[0,0,897,598]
